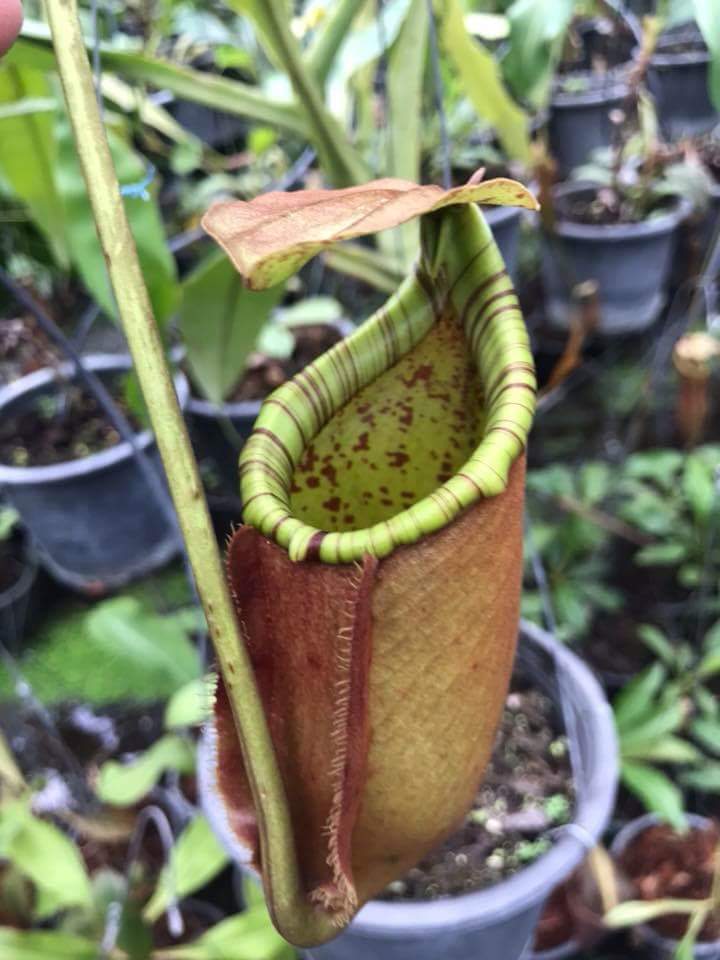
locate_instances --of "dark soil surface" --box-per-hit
[0,315,57,383]
[381,684,574,901]
[0,376,140,468]
[617,821,720,942]
[557,187,672,227]
[220,324,343,404]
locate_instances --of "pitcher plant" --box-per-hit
[200,176,538,944]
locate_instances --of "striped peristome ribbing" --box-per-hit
[240,204,536,564]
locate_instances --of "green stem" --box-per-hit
[45,0,335,946]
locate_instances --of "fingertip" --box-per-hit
[0,0,23,58]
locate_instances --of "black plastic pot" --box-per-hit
[0,530,37,654]
[611,814,720,959]
[0,354,188,594]
[651,30,720,141]
[548,12,640,177]
[199,619,618,960]
[549,80,630,178]
[541,182,691,334]
[185,319,355,505]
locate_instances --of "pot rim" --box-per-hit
[610,812,720,955]
[652,47,711,69]
[549,182,693,240]
[186,318,356,418]
[199,619,619,938]
[0,353,189,485]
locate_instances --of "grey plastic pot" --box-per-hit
[549,80,630,178]
[185,319,355,504]
[199,619,618,960]
[0,354,188,594]
[541,182,692,334]
[651,40,720,141]
[611,813,720,959]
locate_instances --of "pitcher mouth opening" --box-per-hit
[239,249,535,565]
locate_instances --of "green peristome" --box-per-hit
[241,203,535,563]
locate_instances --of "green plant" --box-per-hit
[614,661,696,831]
[523,461,622,642]
[0,729,291,960]
[617,445,720,592]
[613,616,720,828]
[605,836,720,960]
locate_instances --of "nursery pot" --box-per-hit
[611,813,720,960]
[0,354,188,594]
[548,80,631,178]
[541,183,691,334]
[185,319,355,504]
[651,33,720,141]
[0,529,37,655]
[199,619,618,960]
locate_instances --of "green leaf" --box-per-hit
[96,734,195,807]
[223,0,369,186]
[694,0,720,110]
[0,64,68,267]
[579,461,611,505]
[613,662,666,733]
[12,23,308,138]
[625,736,701,765]
[637,624,676,666]
[623,449,684,485]
[502,0,575,108]
[683,453,716,525]
[690,717,720,756]
[178,250,285,404]
[620,761,687,831]
[385,0,427,265]
[275,296,343,328]
[84,597,202,693]
[634,542,688,566]
[681,761,720,792]
[605,898,706,928]
[143,815,230,923]
[0,928,100,960]
[55,118,178,329]
[165,677,211,730]
[439,0,530,163]
[154,907,294,960]
[620,701,687,755]
[0,802,92,919]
